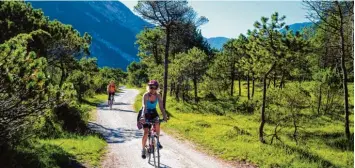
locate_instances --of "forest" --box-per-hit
[0,0,354,167]
[129,1,354,167]
[0,1,125,167]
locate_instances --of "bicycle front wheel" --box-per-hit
[155,137,160,168]
[151,136,156,167]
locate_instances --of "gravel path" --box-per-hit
[89,87,237,168]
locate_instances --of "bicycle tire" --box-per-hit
[148,145,151,163]
[156,137,160,168]
[152,136,156,167]
[109,97,113,110]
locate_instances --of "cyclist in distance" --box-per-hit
[107,80,116,105]
[139,80,168,159]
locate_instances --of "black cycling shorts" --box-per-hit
[143,109,159,128]
[108,92,115,100]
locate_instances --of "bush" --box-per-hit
[198,101,225,115]
[53,103,88,134]
[127,62,149,87]
[35,113,64,139]
[203,92,217,101]
[236,99,259,114]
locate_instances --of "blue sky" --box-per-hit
[120,1,309,38]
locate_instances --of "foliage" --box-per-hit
[131,1,353,166]
[136,27,165,65]
[0,2,122,166]
[134,82,354,168]
[134,0,209,108]
[127,61,149,87]
[171,47,208,102]
[0,31,52,148]
[0,135,106,168]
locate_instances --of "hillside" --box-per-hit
[30,1,152,69]
[283,22,314,33]
[206,37,229,50]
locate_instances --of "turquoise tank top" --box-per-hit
[146,94,158,109]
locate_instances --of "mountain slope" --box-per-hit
[30,1,152,69]
[206,37,229,50]
[283,22,314,33]
[206,22,313,51]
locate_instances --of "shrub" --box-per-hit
[53,103,88,134]
[237,100,259,114]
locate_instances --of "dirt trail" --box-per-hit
[89,87,243,168]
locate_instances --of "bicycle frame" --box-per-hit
[145,119,164,168]
[108,93,114,109]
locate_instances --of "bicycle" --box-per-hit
[108,93,114,110]
[145,118,165,168]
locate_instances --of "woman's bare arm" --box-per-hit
[142,93,148,118]
[157,94,167,119]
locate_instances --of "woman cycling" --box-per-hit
[107,80,116,105]
[139,80,168,159]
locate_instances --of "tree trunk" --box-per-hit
[78,86,83,103]
[175,82,180,101]
[317,85,322,115]
[259,75,268,144]
[273,73,276,88]
[259,63,276,144]
[324,88,330,114]
[252,73,255,98]
[247,72,250,100]
[182,80,188,102]
[170,82,174,96]
[162,27,170,109]
[336,1,350,142]
[154,43,160,65]
[279,72,285,89]
[182,85,185,102]
[231,61,235,96]
[238,77,241,96]
[292,111,298,145]
[57,61,66,102]
[194,78,198,103]
[267,78,271,88]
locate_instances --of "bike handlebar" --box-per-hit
[144,119,166,125]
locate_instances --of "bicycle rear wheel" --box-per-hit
[109,97,113,110]
[148,145,151,163]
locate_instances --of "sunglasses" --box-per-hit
[149,86,157,90]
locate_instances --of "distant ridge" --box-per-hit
[206,37,230,50]
[30,1,152,69]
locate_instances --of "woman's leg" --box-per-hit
[155,122,160,137]
[155,122,163,148]
[142,128,148,149]
[107,93,110,105]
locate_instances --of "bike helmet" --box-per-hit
[148,80,159,87]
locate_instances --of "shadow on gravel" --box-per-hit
[1,143,85,168]
[113,102,131,105]
[88,122,143,144]
[117,109,136,113]
[148,161,172,168]
[98,107,136,113]
[97,106,136,113]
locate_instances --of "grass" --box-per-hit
[6,135,106,168]
[51,93,108,166]
[7,93,109,168]
[40,135,107,167]
[134,81,354,168]
[133,88,146,111]
[82,93,107,121]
